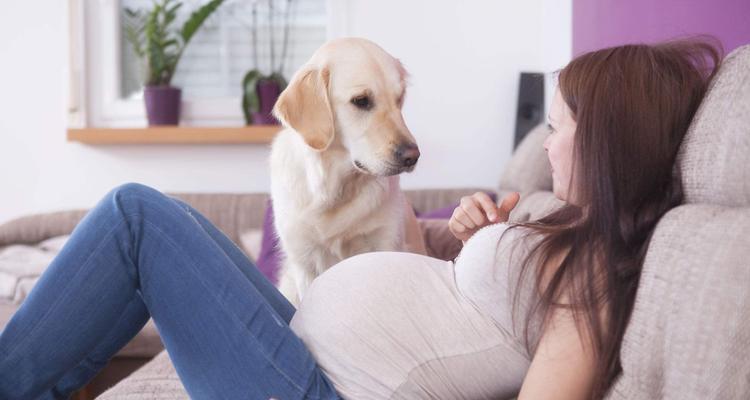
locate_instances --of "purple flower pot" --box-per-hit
[250,79,282,125]
[144,85,181,126]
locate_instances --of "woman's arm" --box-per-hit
[517,295,602,400]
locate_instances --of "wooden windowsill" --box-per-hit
[67,126,282,145]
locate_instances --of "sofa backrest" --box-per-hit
[677,44,750,207]
[498,123,553,195]
[607,44,750,400]
[499,123,566,222]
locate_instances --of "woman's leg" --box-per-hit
[39,194,300,399]
[42,296,150,399]
[45,195,297,399]
[0,182,340,400]
[168,196,296,323]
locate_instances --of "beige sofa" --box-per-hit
[99,43,750,399]
[1,43,748,399]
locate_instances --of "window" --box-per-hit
[68,0,349,128]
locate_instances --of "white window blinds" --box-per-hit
[119,0,327,100]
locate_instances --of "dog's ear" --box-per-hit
[273,66,334,151]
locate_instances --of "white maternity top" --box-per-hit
[289,223,545,400]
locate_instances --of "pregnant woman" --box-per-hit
[0,37,720,400]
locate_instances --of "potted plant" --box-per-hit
[241,0,295,125]
[124,0,224,126]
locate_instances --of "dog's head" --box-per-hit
[273,37,419,176]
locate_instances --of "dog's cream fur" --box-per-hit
[270,38,425,306]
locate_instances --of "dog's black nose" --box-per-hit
[395,143,420,168]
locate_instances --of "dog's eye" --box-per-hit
[351,95,372,110]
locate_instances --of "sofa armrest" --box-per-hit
[0,209,89,247]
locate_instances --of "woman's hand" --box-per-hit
[448,192,521,243]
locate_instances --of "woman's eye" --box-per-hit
[547,124,555,134]
[351,96,372,110]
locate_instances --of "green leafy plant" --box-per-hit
[124,0,224,86]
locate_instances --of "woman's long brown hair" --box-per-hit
[507,37,722,399]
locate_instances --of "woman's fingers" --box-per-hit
[448,217,466,233]
[450,192,521,242]
[453,206,477,229]
[473,192,499,222]
[448,214,472,242]
[497,192,521,221]
[460,198,486,226]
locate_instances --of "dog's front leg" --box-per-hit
[277,261,319,307]
[277,262,301,307]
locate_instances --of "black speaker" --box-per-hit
[514,72,545,149]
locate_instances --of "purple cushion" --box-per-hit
[255,199,281,284]
[413,191,497,219]
[415,204,457,219]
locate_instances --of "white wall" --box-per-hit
[0,0,570,225]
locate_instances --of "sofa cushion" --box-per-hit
[498,123,553,195]
[166,193,270,247]
[507,190,565,223]
[677,44,750,207]
[605,204,750,399]
[0,235,69,304]
[97,350,187,400]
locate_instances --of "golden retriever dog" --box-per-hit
[270,37,426,306]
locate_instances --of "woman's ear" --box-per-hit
[272,66,334,151]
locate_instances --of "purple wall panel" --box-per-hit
[573,0,750,55]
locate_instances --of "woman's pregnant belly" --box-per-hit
[289,251,531,400]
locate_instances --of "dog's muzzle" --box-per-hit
[394,142,420,169]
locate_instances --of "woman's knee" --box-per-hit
[105,182,169,215]
[110,182,165,200]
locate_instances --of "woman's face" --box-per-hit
[544,89,577,203]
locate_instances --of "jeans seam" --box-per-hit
[140,217,320,399]
[1,217,130,361]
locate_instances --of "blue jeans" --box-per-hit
[0,183,342,400]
